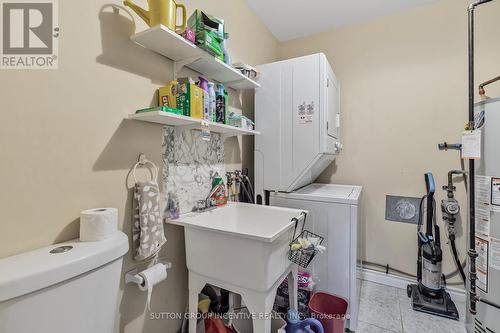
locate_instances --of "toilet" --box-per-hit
[0,232,129,333]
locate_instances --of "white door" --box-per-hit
[326,67,339,139]
[281,54,320,188]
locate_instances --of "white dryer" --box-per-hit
[270,183,362,332]
[254,53,342,203]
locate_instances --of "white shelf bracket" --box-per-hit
[220,133,234,141]
[173,56,203,79]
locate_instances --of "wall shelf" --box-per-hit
[128,112,260,137]
[131,25,261,90]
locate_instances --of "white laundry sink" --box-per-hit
[169,202,306,291]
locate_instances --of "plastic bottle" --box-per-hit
[224,89,229,124]
[207,82,216,123]
[211,175,227,206]
[221,33,231,65]
[165,192,180,220]
[199,76,210,121]
[216,84,226,124]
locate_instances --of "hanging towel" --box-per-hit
[133,181,167,261]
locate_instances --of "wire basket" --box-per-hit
[288,214,324,268]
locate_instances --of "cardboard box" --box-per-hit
[177,78,203,118]
[159,81,179,108]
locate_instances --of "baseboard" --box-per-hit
[361,268,466,304]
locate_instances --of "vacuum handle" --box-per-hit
[425,173,436,195]
[424,173,435,237]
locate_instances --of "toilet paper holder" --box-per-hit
[125,261,172,287]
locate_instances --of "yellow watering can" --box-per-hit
[124,0,186,32]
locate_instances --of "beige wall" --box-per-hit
[279,0,500,283]
[0,1,278,332]
[2,0,500,331]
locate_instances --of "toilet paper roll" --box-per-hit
[80,208,118,242]
[138,263,168,310]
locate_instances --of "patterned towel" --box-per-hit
[132,181,167,261]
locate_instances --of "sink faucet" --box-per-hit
[195,190,218,212]
[196,176,219,212]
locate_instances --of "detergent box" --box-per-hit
[176,78,203,119]
[158,81,179,108]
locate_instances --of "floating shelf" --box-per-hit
[129,112,260,137]
[131,25,261,90]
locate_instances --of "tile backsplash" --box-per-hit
[162,127,225,213]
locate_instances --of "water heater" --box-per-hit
[254,53,341,202]
[469,97,500,333]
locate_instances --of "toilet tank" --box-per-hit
[0,232,129,333]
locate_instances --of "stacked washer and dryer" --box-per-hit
[254,53,362,331]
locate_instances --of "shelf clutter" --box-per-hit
[128,110,260,137]
[126,6,260,137]
[131,25,260,90]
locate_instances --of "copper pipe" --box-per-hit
[479,75,500,99]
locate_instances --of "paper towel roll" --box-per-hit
[138,263,168,310]
[80,208,118,241]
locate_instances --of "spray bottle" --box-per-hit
[216,84,226,124]
[207,82,216,123]
[198,76,210,121]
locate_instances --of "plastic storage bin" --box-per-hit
[308,292,348,333]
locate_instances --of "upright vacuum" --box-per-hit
[407,172,459,320]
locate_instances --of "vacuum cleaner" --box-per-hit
[407,172,459,320]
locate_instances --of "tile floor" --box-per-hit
[357,281,466,333]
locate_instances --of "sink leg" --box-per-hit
[188,272,205,333]
[243,290,275,333]
[188,289,198,333]
[288,265,298,310]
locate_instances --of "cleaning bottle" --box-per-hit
[221,33,231,65]
[199,76,210,121]
[207,82,216,123]
[224,88,229,124]
[165,192,180,220]
[216,84,226,124]
[210,174,227,206]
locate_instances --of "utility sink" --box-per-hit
[169,202,306,291]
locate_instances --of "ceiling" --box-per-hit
[242,0,440,41]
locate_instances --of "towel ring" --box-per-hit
[132,154,158,183]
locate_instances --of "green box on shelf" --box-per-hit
[135,106,183,115]
[196,30,224,60]
[187,10,225,60]
[187,9,225,41]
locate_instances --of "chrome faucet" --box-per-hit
[196,174,220,212]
